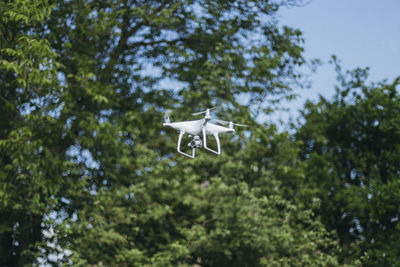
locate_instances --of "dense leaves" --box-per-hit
[296,59,400,264]
[4,0,388,266]
[0,0,64,265]
[63,140,339,266]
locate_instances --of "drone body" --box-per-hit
[163,108,246,158]
[163,119,235,136]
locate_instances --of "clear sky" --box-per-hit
[274,0,400,123]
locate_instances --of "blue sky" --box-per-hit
[275,0,400,122]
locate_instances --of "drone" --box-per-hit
[163,107,247,158]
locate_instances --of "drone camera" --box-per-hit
[188,136,202,148]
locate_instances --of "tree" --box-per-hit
[296,58,400,264]
[60,128,339,266]
[0,0,64,265]
[1,0,340,265]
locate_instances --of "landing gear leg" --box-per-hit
[177,130,195,158]
[202,128,221,155]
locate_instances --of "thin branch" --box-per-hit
[126,38,184,49]
[105,1,173,73]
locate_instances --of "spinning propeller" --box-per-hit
[191,106,220,116]
[164,109,172,123]
[192,106,220,120]
[214,119,248,128]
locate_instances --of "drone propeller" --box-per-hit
[214,119,248,127]
[191,106,221,116]
[164,109,172,116]
[164,109,172,123]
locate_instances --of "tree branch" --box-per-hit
[126,38,184,49]
[105,1,173,73]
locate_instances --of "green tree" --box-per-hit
[61,128,339,266]
[296,58,400,264]
[0,0,64,265]
[1,0,340,265]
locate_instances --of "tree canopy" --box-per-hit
[296,59,400,264]
[2,0,399,266]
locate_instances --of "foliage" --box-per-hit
[0,0,341,266]
[296,58,400,265]
[0,0,64,265]
[62,131,339,266]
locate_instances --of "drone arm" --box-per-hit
[177,130,195,158]
[202,127,221,155]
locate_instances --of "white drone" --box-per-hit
[163,107,247,158]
